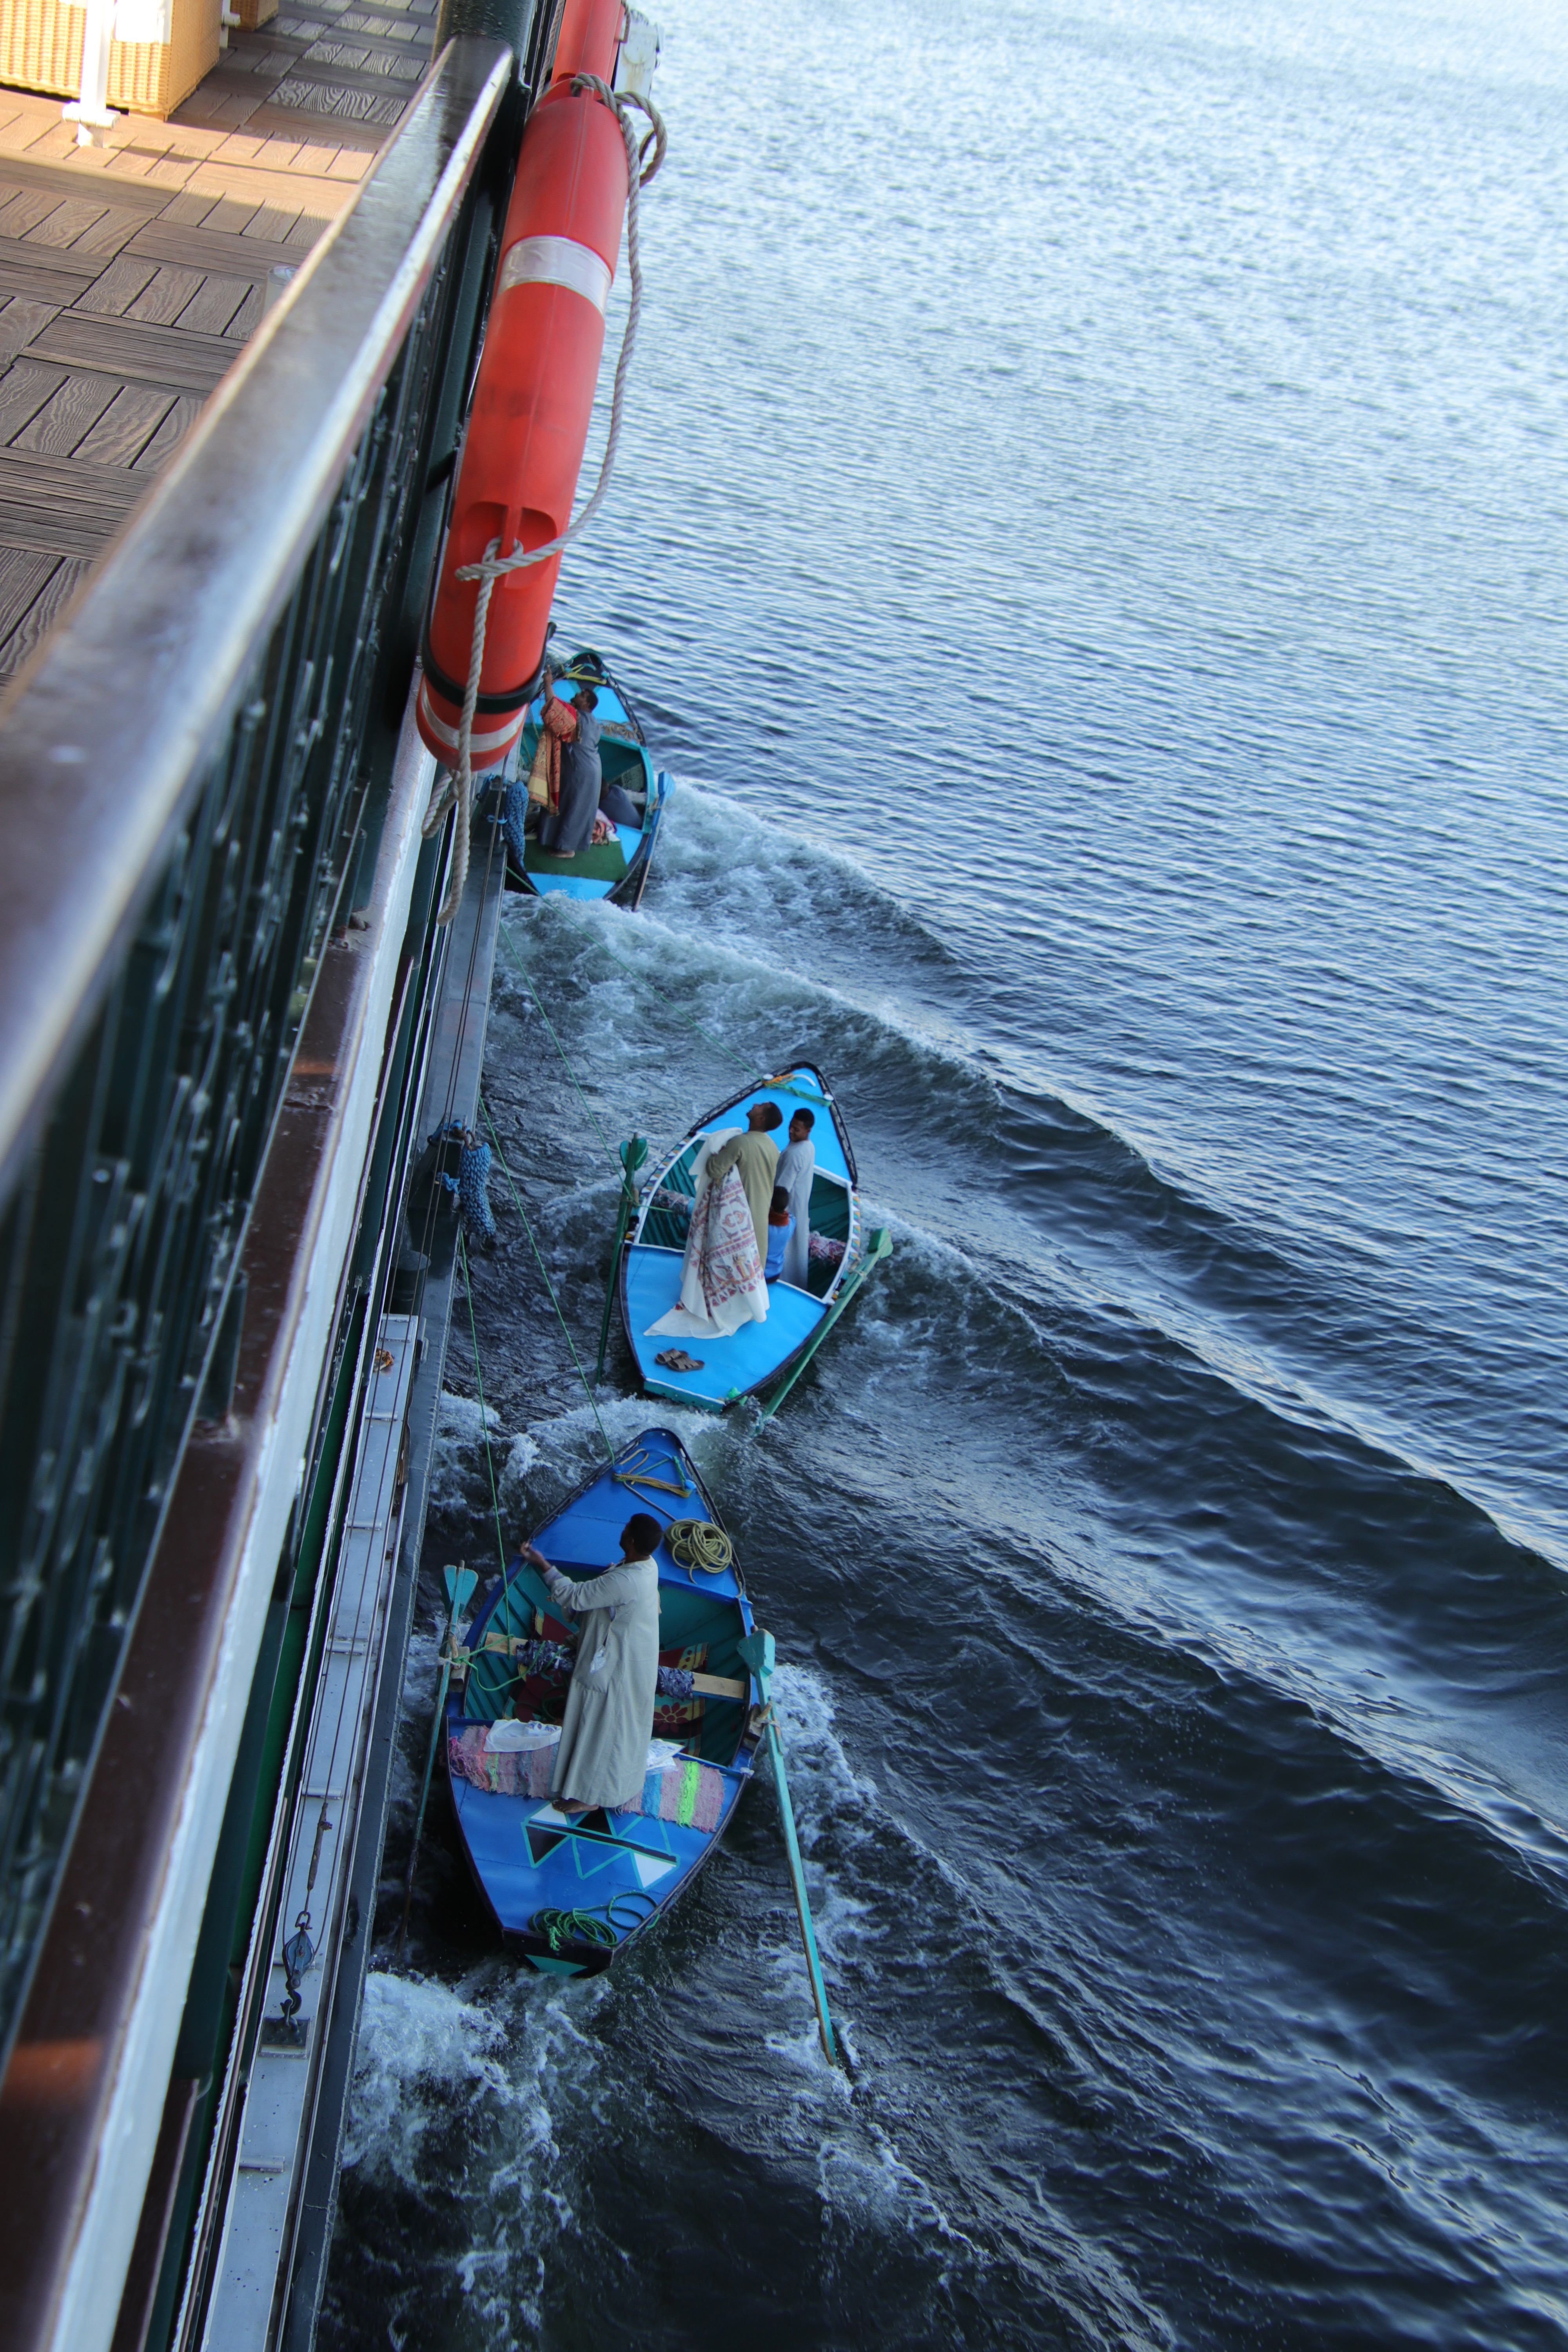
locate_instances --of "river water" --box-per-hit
[319,2,1568,2344]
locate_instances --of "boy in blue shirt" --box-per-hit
[762,1185,793,1282]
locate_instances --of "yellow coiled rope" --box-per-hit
[666,1519,733,1577]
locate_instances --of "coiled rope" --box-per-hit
[531,1888,659,1953]
[667,1518,733,1578]
[424,77,667,925]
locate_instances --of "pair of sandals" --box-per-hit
[655,1347,705,1373]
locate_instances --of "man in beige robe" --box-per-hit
[703,1100,783,1262]
[523,1512,662,1815]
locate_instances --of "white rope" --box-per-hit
[425,76,666,925]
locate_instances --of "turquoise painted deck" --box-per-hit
[451,1755,744,1949]
[445,1429,756,1969]
[523,818,645,901]
[624,1249,824,1409]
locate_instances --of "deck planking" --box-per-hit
[0,0,437,676]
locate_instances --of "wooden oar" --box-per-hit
[738,1628,840,2066]
[396,1563,478,1957]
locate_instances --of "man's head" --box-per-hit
[769,1185,791,1223]
[788,1108,815,1144]
[620,1512,662,1559]
[573,684,598,715]
[746,1102,783,1132]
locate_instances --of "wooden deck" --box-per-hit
[0,0,437,677]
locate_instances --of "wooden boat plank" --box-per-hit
[123,219,311,279]
[71,385,179,468]
[9,371,120,456]
[0,246,103,305]
[0,553,89,673]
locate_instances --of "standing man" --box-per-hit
[774,1106,815,1287]
[538,681,604,855]
[523,1512,664,1817]
[703,1100,783,1263]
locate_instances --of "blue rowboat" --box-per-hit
[615,1063,891,1414]
[444,1428,760,1976]
[506,646,671,907]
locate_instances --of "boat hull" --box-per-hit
[617,1062,868,1411]
[443,1427,758,1971]
[509,647,668,906]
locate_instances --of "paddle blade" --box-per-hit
[444,1564,479,1620]
[737,1628,776,1695]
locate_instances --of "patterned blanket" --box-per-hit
[449,1725,726,1830]
[688,1165,764,1317]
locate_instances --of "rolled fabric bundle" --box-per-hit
[459,1136,496,1241]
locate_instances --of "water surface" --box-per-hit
[322,3,1568,2343]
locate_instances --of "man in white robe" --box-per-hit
[774,1107,816,1289]
[523,1512,662,1814]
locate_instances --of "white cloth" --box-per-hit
[775,1136,815,1288]
[486,1719,560,1752]
[646,1129,770,1338]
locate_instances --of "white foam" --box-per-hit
[343,1971,516,2186]
[498,1428,538,1521]
[428,1390,507,1519]
[343,1964,623,2334]
[769,1661,879,1851]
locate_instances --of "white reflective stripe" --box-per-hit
[417,678,522,758]
[497,233,613,315]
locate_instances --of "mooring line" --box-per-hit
[457,1223,508,1574]
[496,922,621,1169]
[477,1091,617,1463]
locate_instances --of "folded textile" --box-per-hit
[511,1638,574,1681]
[808,1232,846,1265]
[619,1755,725,1832]
[449,1723,557,1798]
[449,1725,726,1830]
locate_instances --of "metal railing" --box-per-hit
[0,33,518,2096]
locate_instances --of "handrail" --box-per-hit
[0,35,511,1214]
[0,38,533,2345]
